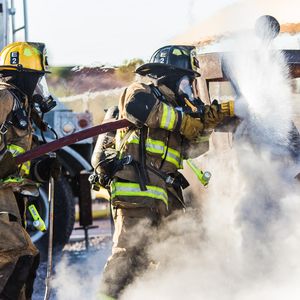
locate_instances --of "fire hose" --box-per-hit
[15,119,132,165]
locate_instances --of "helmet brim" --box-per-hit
[135,63,200,78]
[0,65,51,74]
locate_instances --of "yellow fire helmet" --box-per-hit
[0,42,50,74]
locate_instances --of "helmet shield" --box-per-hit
[34,76,51,99]
[32,75,56,113]
[177,75,195,102]
[176,75,203,107]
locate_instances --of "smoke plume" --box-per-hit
[121,19,300,300]
[51,16,300,300]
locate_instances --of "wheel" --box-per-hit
[26,176,75,260]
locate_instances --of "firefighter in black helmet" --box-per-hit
[96,45,234,299]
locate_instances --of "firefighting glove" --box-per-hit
[203,100,234,129]
[220,100,235,117]
[32,156,61,182]
[0,151,18,179]
[180,114,203,140]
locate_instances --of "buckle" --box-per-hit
[0,123,8,135]
[122,155,133,165]
[165,175,175,185]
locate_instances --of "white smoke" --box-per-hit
[51,248,109,300]
[49,17,300,300]
[120,21,300,300]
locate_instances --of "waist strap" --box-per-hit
[147,164,189,190]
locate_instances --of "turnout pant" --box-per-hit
[100,190,183,299]
[100,207,159,299]
[0,188,39,300]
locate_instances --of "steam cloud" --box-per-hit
[120,22,300,300]
[52,18,300,300]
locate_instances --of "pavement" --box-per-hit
[33,218,113,300]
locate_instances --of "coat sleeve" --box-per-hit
[0,90,14,160]
[121,82,182,132]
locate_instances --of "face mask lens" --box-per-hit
[33,76,56,113]
[177,76,195,102]
[34,76,51,98]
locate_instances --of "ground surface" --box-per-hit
[33,218,112,300]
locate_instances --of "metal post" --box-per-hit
[10,0,15,42]
[23,0,28,41]
[44,175,55,300]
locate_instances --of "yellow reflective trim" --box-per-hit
[126,133,183,168]
[7,144,30,175]
[160,104,176,130]
[7,144,25,156]
[128,139,139,144]
[146,138,164,154]
[115,130,122,150]
[111,181,168,207]
[164,147,182,168]
[169,107,176,130]
[0,177,24,184]
[166,147,180,158]
[21,161,30,175]
[127,132,139,145]
[165,155,180,168]
[161,103,168,129]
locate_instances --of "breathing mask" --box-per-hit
[176,75,204,111]
[32,76,56,113]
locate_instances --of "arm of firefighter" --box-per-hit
[182,101,235,157]
[0,91,18,179]
[125,88,203,140]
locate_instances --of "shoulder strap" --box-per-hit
[0,85,30,134]
[117,126,135,152]
[149,84,168,104]
[0,86,16,136]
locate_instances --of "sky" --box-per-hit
[20,0,237,66]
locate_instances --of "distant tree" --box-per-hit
[49,66,74,79]
[115,58,144,83]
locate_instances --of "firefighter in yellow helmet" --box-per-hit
[0,42,55,299]
[94,45,234,299]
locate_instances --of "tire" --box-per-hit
[26,176,75,260]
